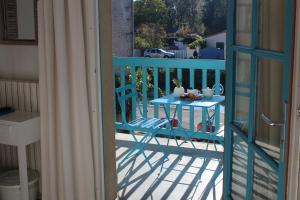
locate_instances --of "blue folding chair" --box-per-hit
[115,83,169,169]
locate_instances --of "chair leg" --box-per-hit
[141,151,153,169]
[119,131,150,168]
[171,127,181,149]
[179,129,197,149]
[154,135,168,161]
[127,133,154,169]
[213,137,217,151]
[118,145,139,167]
[134,135,157,169]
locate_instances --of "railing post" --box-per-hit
[165,67,170,117]
[131,66,136,120]
[142,66,147,118]
[202,69,207,133]
[120,66,126,123]
[177,68,183,125]
[215,69,221,131]
[154,67,159,118]
[190,68,195,131]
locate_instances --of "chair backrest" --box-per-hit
[115,83,143,123]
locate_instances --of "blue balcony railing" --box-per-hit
[113,57,225,141]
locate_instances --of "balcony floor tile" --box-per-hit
[116,133,224,200]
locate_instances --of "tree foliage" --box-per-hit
[188,35,206,49]
[202,0,227,35]
[134,0,169,30]
[134,23,167,49]
[133,0,227,46]
[176,23,192,38]
[165,0,205,34]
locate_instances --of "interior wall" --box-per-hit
[0,44,38,81]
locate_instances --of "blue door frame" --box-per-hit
[224,0,295,199]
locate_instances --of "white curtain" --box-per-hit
[38,0,116,199]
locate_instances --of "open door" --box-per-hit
[224,0,295,199]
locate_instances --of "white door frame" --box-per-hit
[287,2,300,199]
[97,0,117,199]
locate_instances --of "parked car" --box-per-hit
[144,49,175,58]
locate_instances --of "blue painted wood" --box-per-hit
[131,66,137,120]
[113,57,225,70]
[113,68,117,123]
[189,107,194,131]
[151,95,225,107]
[142,66,147,118]
[202,69,207,88]
[177,68,183,125]
[177,68,182,80]
[232,46,285,61]
[154,67,159,118]
[215,70,221,132]
[228,123,280,172]
[190,69,195,130]
[245,0,258,195]
[151,95,225,138]
[223,0,235,195]
[165,68,170,95]
[252,142,279,172]
[225,0,295,197]
[120,66,126,123]
[190,69,195,88]
[202,69,207,133]
[178,104,182,126]
[115,123,224,142]
[113,57,226,143]
[115,83,171,169]
[165,67,170,117]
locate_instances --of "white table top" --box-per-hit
[0,111,39,125]
[0,111,40,146]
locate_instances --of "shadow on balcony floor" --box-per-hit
[116,133,224,200]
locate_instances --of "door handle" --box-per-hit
[261,113,284,127]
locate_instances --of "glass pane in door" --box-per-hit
[252,153,278,200]
[255,58,283,161]
[231,132,248,200]
[257,0,285,52]
[235,0,252,46]
[234,53,251,132]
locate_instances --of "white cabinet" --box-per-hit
[0,112,40,200]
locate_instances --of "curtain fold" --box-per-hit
[38,0,116,199]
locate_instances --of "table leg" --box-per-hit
[202,108,207,134]
[162,104,180,148]
[215,105,220,131]
[163,104,196,149]
[18,144,29,200]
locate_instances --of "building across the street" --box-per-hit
[112,0,134,56]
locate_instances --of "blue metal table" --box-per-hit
[150,95,225,146]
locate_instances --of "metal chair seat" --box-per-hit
[128,117,169,130]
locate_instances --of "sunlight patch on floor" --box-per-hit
[116,133,223,200]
